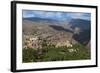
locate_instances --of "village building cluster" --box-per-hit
[23,36,42,49]
[23,34,73,50]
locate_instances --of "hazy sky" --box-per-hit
[23,10,91,21]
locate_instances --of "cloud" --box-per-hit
[23,10,91,21]
[67,13,91,20]
[22,10,35,18]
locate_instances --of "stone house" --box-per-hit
[23,36,42,49]
[55,40,73,48]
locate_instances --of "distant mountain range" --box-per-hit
[69,19,90,31]
[23,17,90,30]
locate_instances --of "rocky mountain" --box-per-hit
[68,19,91,45]
[69,19,90,31]
[23,17,91,48]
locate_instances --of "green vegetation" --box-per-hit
[22,44,91,63]
[22,48,36,62]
